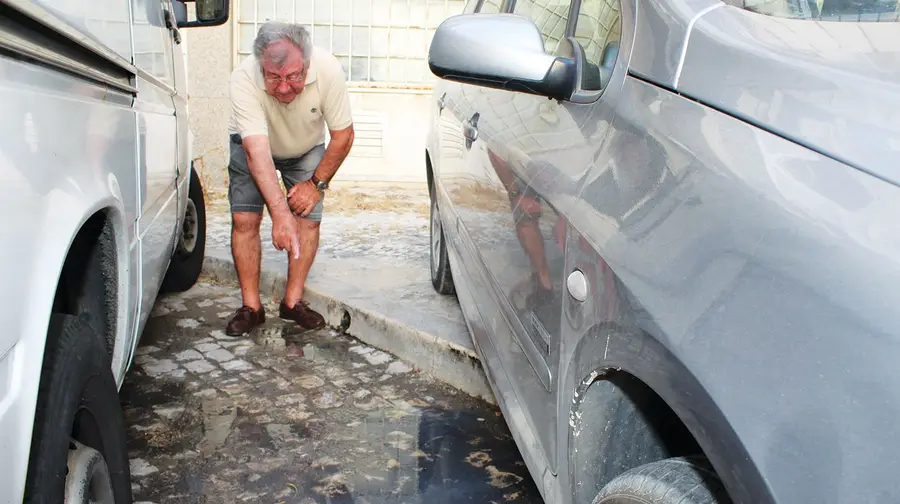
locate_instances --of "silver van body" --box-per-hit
[0,0,225,500]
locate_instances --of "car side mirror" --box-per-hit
[173,0,231,28]
[428,13,577,101]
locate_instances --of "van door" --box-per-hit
[132,0,179,330]
[166,0,191,224]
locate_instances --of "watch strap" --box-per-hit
[311,174,328,190]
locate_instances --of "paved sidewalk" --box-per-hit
[203,186,492,402]
[126,281,541,503]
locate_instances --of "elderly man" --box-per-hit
[225,21,354,336]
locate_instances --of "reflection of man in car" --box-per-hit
[486,147,557,305]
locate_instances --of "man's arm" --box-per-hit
[242,135,292,217]
[312,125,355,183]
[243,134,301,258]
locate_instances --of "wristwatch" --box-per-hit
[310,174,329,191]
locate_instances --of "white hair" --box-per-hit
[253,21,313,70]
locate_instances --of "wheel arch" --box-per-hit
[562,322,776,504]
[51,207,124,355]
[33,197,133,385]
[426,149,435,198]
[6,196,132,500]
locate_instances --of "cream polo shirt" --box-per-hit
[228,45,353,159]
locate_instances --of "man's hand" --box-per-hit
[271,210,301,260]
[287,180,322,218]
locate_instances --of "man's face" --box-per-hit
[261,40,307,104]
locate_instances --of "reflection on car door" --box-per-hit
[133,0,179,331]
[445,0,625,473]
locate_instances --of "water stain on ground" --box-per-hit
[122,281,543,503]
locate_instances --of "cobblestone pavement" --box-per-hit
[123,280,542,504]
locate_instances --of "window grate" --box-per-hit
[235,0,467,88]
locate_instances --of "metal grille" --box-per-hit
[235,0,467,88]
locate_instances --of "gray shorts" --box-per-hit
[227,134,325,221]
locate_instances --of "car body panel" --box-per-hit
[569,74,900,503]
[677,6,900,185]
[428,0,900,503]
[628,0,721,88]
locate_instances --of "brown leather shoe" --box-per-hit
[279,300,325,330]
[225,305,266,336]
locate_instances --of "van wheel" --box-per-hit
[162,167,206,293]
[593,456,730,504]
[24,315,132,504]
[430,185,455,295]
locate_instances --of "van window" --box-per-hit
[132,0,176,87]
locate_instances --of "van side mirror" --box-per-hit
[173,0,230,28]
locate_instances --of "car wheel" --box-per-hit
[24,314,132,504]
[430,185,455,295]
[161,166,207,293]
[593,456,730,504]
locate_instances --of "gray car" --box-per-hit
[423,0,900,503]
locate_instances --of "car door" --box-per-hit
[132,0,179,331]
[450,0,625,472]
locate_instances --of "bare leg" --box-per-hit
[516,220,551,290]
[284,217,321,307]
[231,212,263,310]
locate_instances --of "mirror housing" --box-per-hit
[174,0,231,28]
[428,14,577,101]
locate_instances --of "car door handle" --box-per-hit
[437,92,446,112]
[463,112,479,148]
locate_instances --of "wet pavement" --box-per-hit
[204,186,475,366]
[123,279,542,503]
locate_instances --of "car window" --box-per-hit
[511,0,574,54]
[574,0,621,91]
[730,0,899,21]
[478,0,505,13]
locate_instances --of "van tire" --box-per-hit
[592,456,730,504]
[24,315,132,504]
[162,167,206,293]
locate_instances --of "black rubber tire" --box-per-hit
[429,184,455,295]
[24,314,132,504]
[593,456,731,504]
[161,167,207,293]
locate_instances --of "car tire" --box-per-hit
[593,456,730,504]
[430,185,455,295]
[161,166,207,293]
[24,314,132,504]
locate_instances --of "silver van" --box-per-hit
[0,0,228,501]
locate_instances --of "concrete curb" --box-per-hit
[201,256,495,404]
